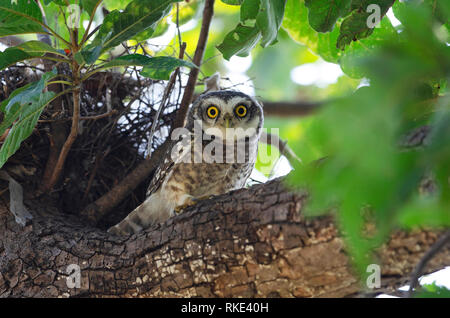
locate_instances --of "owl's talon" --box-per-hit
[174,195,216,214]
[174,198,197,214]
[196,195,215,201]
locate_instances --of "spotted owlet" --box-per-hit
[108,90,264,235]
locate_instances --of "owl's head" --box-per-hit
[187,90,264,142]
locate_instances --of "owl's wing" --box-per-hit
[146,134,193,197]
[146,141,175,197]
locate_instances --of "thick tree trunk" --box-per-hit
[0,179,448,298]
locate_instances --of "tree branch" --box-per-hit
[146,42,186,159]
[260,131,302,165]
[172,0,215,130]
[80,140,171,224]
[407,229,450,297]
[262,101,322,117]
[43,85,80,193]
[1,178,448,297]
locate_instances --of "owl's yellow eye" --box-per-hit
[206,105,219,119]
[235,105,247,118]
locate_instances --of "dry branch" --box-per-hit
[80,141,171,225]
[172,0,215,130]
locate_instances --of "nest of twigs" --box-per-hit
[0,64,183,229]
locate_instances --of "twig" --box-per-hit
[36,0,55,47]
[38,109,118,122]
[407,229,450,297]
[146,42,186,158]
[80,140,171,224]
[262,101,322,117]
[44,84,80,192]
[171,0,215,130]
[260,131,302,166]
[79,0,103,46]
[82,146,111,203]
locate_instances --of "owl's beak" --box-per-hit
[224,115,232,128]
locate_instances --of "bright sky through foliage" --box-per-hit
[290,61,343,87]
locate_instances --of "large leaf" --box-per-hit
[304,0,351,33]
[0,70,57,168]
[99,54,196,80]
[0,70,57,133]
[80,0,102,16]
[78,0,180,64]
[317,26,342,63]
[337,0,395,50]
[217,24,262,60]
[221,0,243,5]
[0,41,65,71]
[0,0,44,36]
[241,0,260,22]
[218,0,287,59]
[174,0,201,25]
[0,92,55,168]
[256,0,287,47]
[133,16,170,42]
[282,0,342,63]
[282,0,318,51]
[339,17,397,78]
[42,0,69,5]
[103,0,133,11]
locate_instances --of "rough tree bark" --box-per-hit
[0,178,448,298]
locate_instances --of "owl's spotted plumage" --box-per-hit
[108,90,264,235]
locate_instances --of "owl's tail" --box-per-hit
[107,192,174,235]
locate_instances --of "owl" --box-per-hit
[108,90,264,235]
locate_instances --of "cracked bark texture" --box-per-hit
[0,179,449,298]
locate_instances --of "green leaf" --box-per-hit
[282,0,342,63]
[336,11,374,50]
[81,0,102,16]
[16,41,65,56]
[282,0,318,51]
[133,16,170,42]
[103,0,133,11]
[174,0,201,25]
[0,41,67,71]
[79,0,180,64]
[424,0,450,25]
[397,197,450,229]
[42,0,68,5]
[0,48,35,71]
[317,26,342,63]
[1,70,57,114]
[0,91,55,168]
[217,24,262,60]
[139,57,191,80]
[339,17,397,78]
[241,0,260,23]
[256,0,287,47]
[0,70,57,168]
[337,0,395,50]
[0,0,44,36]
[304,0,351,33]
[100,54,195,80]
[415,284,450,298]
[219,0,287,59]
[220,0,243,5]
